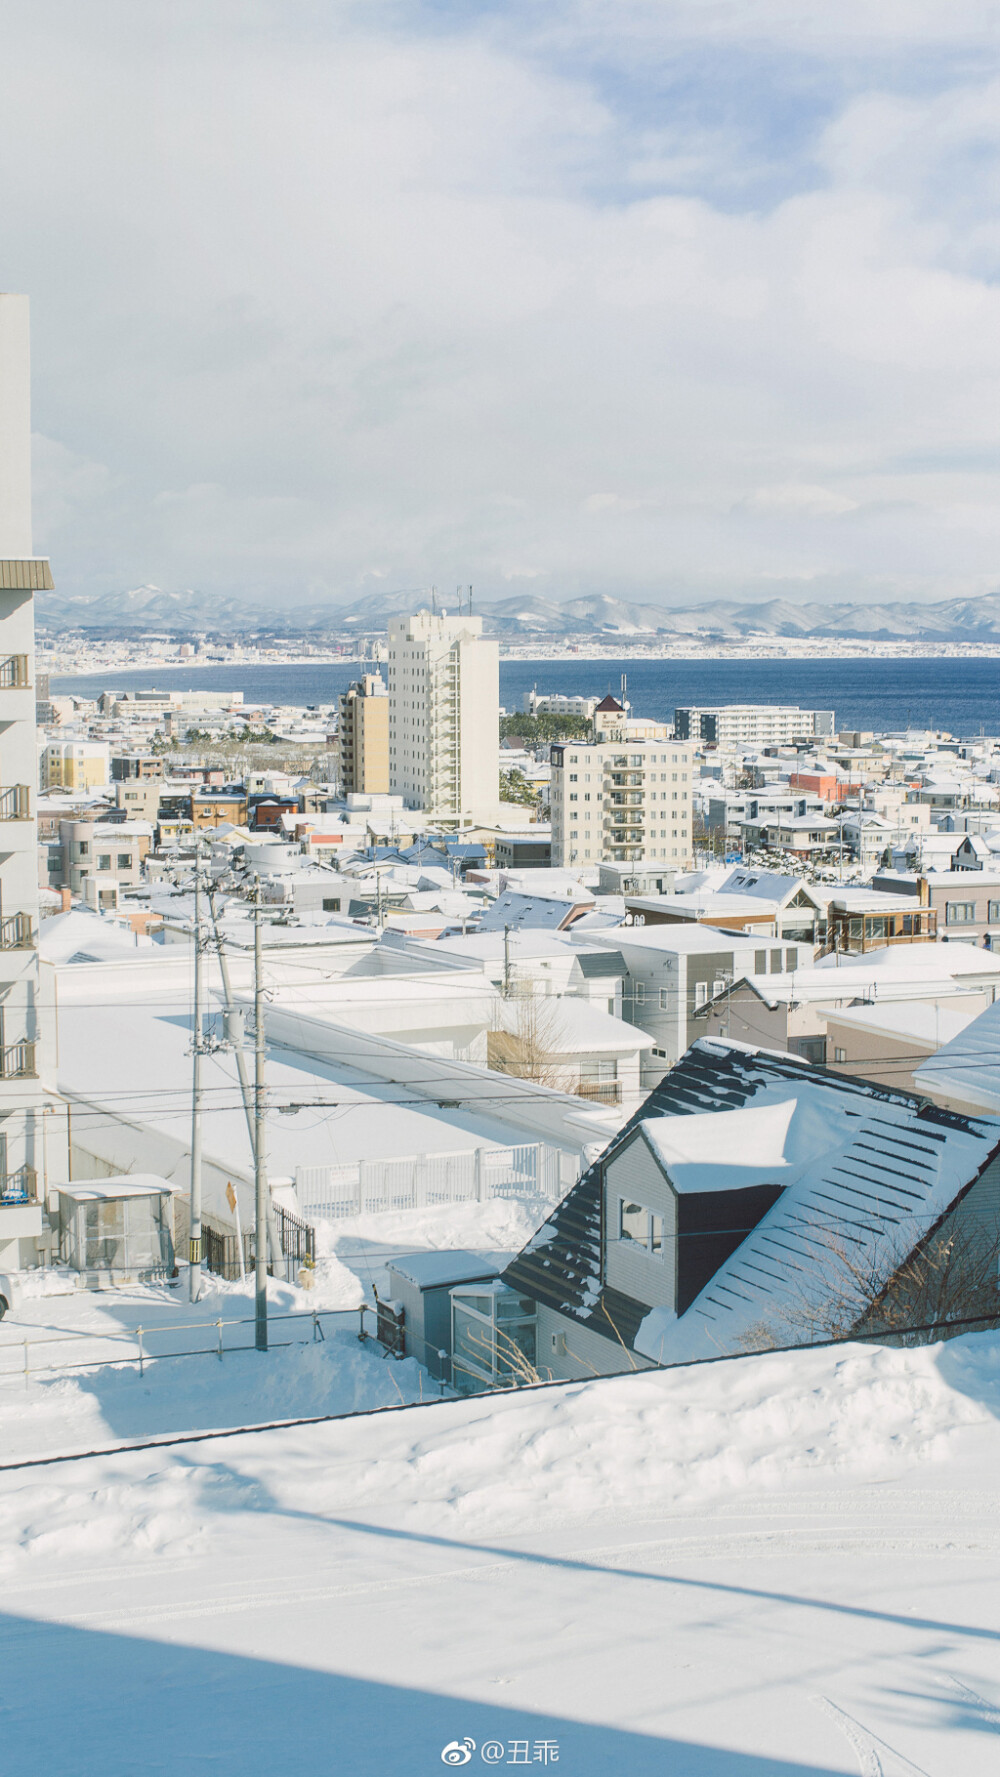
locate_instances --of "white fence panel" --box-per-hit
[295,1141,576,1222]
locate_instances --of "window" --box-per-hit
[770,950,783,972]
[117,854,132,871]
[785,948,798,970]
[97,854,112,871]
[694,981,708,1007]
[945,902,976,924]
[619,1199,664,1256]
[989,902,1000,924]
[834,1047,847,1063]
[619,1200,647,1244]
[755,950,767,973]
[659,988,669,1009]
[322,897,341,912]
[633,981,645,1005]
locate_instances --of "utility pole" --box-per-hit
[189,843,204,1301]
[208,888,282,1269]
[253,883,269,1352]
[503,924,511,998]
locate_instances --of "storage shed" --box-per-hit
[386,1250,512,1382]
[57,1176,177,1283]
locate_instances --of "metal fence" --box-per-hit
[294,1141,579,1221]
[0,1305,373,1390]
[203,1203,316,1283]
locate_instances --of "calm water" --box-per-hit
[52,655,1000,735]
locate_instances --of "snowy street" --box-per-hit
[0,1309,998,1775]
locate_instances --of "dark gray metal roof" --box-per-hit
[575,950,626,979]
[502,1039,1000,1354]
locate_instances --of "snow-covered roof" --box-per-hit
[638,1098,823,1194]
[505,1039,1000,1365]
[388,1250,504,1290]
[823,1000,978,1048]
[497,998,654,1055]
[914,998,1000,1114]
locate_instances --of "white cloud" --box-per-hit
[2,0,999,604]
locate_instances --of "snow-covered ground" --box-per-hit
[0,1275,999,1774]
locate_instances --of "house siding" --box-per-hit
[534,1301,655,1382]
[604,1136,678,1308]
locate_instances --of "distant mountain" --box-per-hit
[33,583,1000,643]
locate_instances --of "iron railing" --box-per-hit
[0,1165,37,1205]
[203,1202,315,1282]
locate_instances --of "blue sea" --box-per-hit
[51,655,1000,735]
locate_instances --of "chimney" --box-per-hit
[60,887,72,911]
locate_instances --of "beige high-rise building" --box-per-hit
[549,738,695,869]
[387,610,499,826]
[336,674,389,795]
[0,294,50,1265]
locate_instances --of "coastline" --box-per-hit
[43,641,1000,680]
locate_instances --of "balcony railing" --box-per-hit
[576,1080,623,1105]
[0,1040,36,1079]
[0,786,30,822]
[0,1165,37,1205]
[0,912,35,951]
[0,655,30,690]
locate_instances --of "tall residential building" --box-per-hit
[0,294,49,1265]
[674,705,835,746]
[549,739,695,868]
[336,673,389,795]
[387,610,499,826]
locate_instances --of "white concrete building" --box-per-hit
[549,738,695,868]
[674,705,835,745]
[0,294,49,1265]
[387,610,499,826]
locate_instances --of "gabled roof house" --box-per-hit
[503,1039,1000,1379]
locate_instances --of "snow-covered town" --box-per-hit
[6,5,1000,1767]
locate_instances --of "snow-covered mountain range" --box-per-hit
[33,582,1000,641]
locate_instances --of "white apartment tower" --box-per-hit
[549,738,695,869]
[0,294,49,1266]
[387,609,499,826]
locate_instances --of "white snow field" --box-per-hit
[0,1291,998,1775]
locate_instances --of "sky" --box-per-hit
[3,0,1000,611]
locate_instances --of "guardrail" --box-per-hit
[0,1304,380,1389]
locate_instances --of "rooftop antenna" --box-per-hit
[456,585,463,615]
[468,584,473,614]
[431,585,438,615]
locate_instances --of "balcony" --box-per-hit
[0,1040,36,1079]
[0,1165,37,1205]
[0,786,30,822]
[0,912,35,950]
[576,1080,623,1106]
[0,655,30,690]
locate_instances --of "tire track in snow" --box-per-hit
[945,1674,1000,1731]
[812,1696,933,1777]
